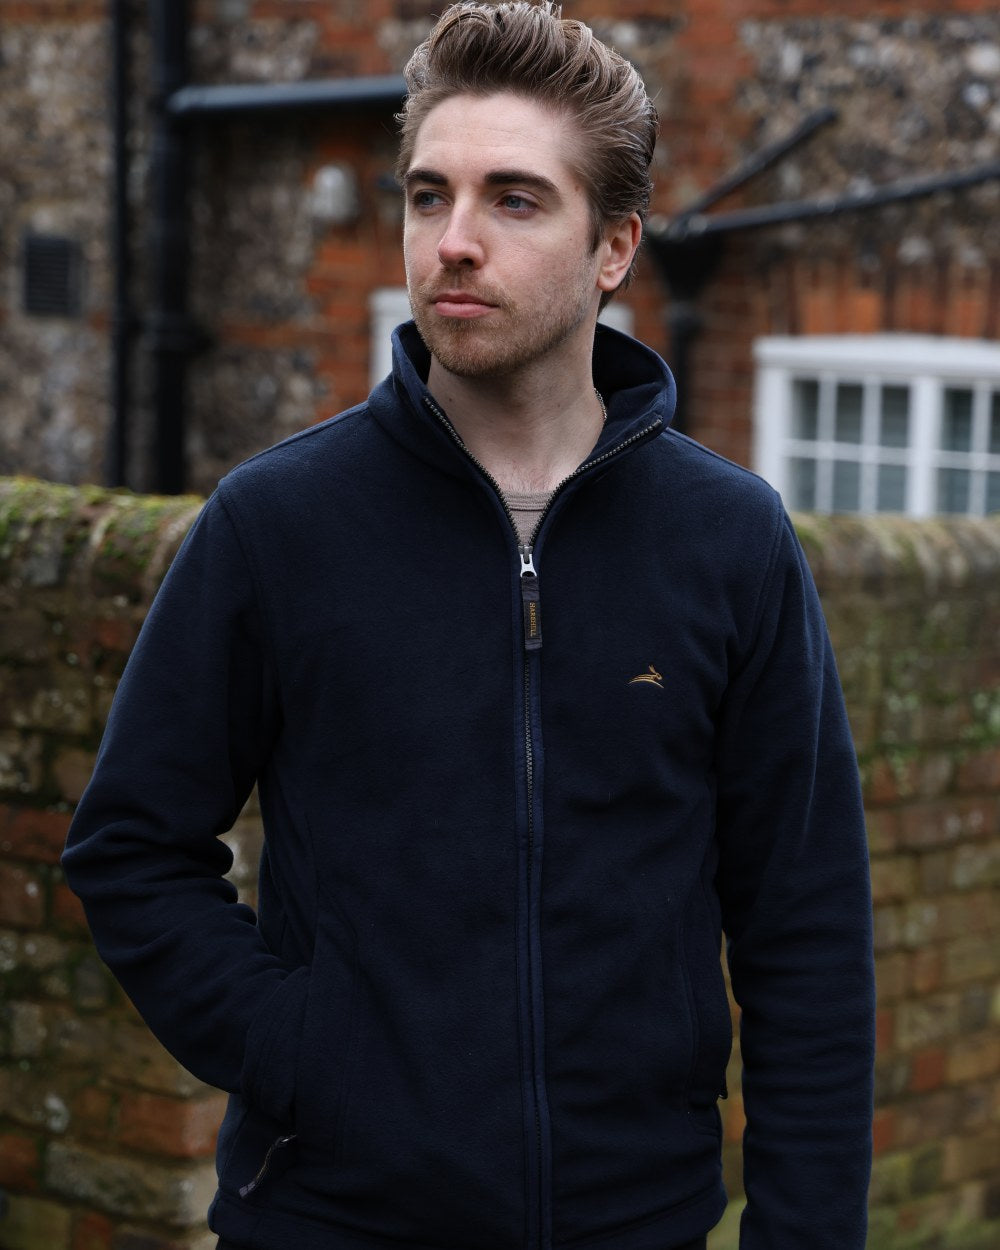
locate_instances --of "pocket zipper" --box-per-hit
[238,1133,297,1198]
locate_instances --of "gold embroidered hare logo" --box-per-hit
[629,664,664,689]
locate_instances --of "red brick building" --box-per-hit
[2,1,999,506]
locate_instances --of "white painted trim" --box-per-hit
[370,288,413,386]
[752,334,1000,517]
[754,334,1000,379]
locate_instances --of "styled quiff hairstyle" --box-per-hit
[396,1,658,297]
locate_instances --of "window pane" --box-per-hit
[832,459,861,512]
[834,383,863,443]
[987,471,1000,515]
[879,386,910,447]
[877,464,907,512]
[788,457,817,510]
[941,388,973,451]
[791,379,819,440]
[990,392,1000,455]
[937,467,970,513]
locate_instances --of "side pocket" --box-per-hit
[681,877,733,1105]
[214,1099,248,1182]
[687,1100,723,1141]
[216,1095,299,1202]
[241,965,312,1125]
[238,1132,298,1198]
[290,911,359,1156]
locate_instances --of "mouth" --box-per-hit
[431,291,498,319]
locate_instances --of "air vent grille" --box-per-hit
[23,234,83,317]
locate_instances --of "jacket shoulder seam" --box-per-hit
[224,403,371,476]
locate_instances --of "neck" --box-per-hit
[427,358,606,494]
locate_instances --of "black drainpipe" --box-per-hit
[644,234,723,438]
[134,1,406,494]
[108,0,133,487]
[147,0,194,496]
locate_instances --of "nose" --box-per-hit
[436,203,484,269]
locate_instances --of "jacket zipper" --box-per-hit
[424,395,661,1248]
[238,1132,297,1198]
[424,393,662,656]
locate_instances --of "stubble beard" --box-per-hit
[409,277,595,381]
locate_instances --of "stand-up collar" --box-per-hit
[367,320,676,478]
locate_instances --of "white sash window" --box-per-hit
[754,335,1000,517]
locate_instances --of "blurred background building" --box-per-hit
[2,1,998,510]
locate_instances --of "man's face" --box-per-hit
[402,91,607,381]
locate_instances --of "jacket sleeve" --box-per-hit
[713,507,875,1250]
[62,491,308,1124]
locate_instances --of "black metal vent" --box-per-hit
[23,234,83,317]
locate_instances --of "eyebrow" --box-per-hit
[403,167,562,199]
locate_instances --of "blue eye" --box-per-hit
[412,190,443,209]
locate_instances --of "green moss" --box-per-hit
[857,744,922,797]
[0,480,91,589]
[1,477,202,600]
[940,1220,1000,1250]
[866,1205,900,1247]
[0,478,71,546]
[961,689,1000,747]
[89,492,201,599]
[791,512,836,565]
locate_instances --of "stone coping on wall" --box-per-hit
[3,475,999,602]
[792,510,1000,596]
[0,477,204,607]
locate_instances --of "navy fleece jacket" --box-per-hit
[63,323,875,1250]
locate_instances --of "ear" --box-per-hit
[596,213,643,295]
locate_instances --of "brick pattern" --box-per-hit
[0,480,241,1250]
[781,515,1000,1250]
[3,482,1000,1248]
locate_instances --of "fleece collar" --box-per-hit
[366,320,676,480]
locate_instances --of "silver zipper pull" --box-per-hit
[518,545,542,651]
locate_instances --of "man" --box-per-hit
[63,4,875,1249]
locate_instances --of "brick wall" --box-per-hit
[0,479,259,1250]
[1,480,999,1249]
[713,513,1000,1250]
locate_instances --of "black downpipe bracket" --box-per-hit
[668,157,1000,240]
[167,74,407,119]
[108,0,133,487]
[645,104,1000,439]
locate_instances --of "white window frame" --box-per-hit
[754,334,1000,517]
[369,287,634,388]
